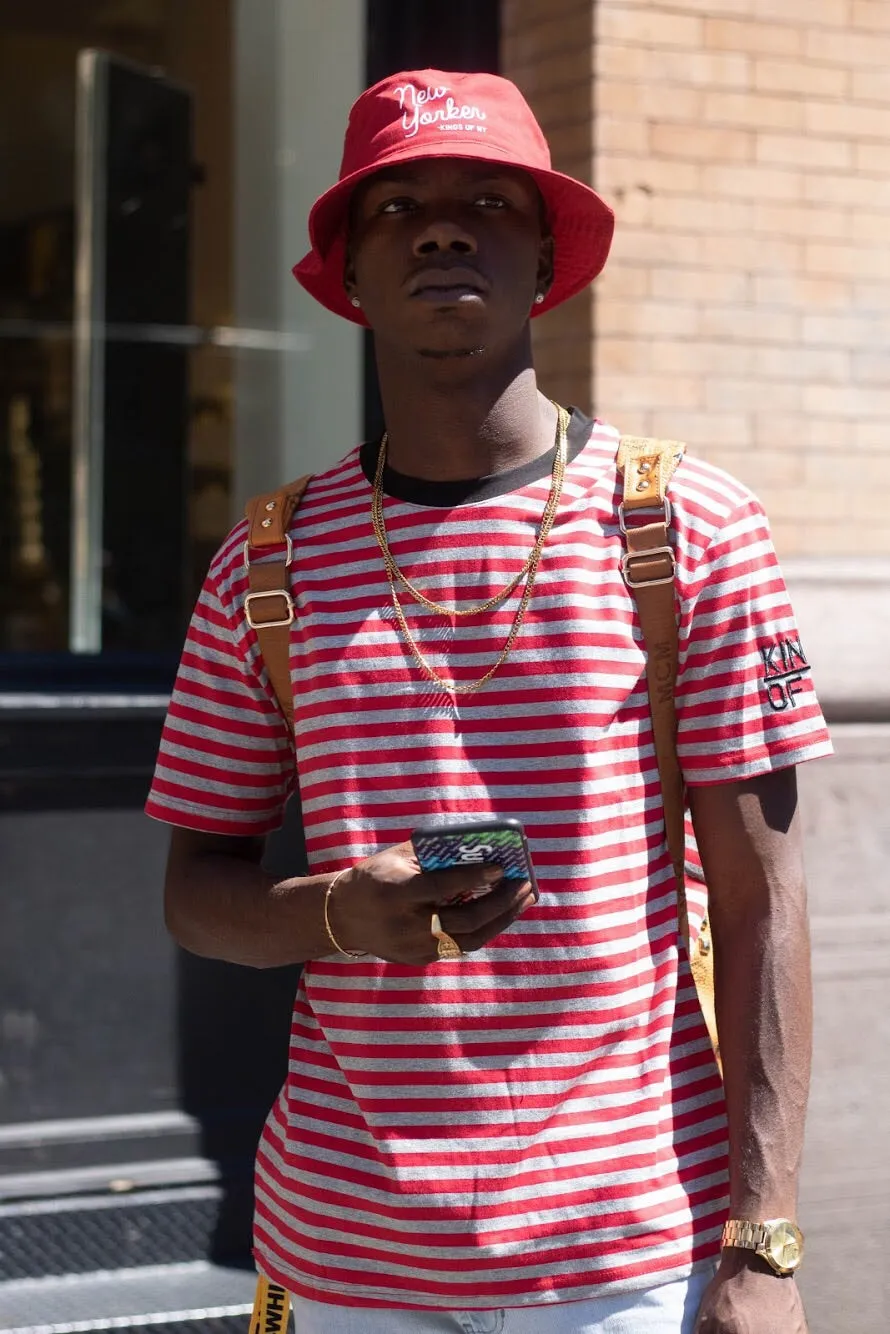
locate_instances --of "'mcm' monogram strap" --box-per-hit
[616,436,720,1068]
[243,475,312,731]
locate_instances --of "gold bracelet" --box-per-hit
[323,869,368,958]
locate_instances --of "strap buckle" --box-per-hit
[620,546,677,588]
[243,534,294,569]
[244,589,295,629]
[618,498,672,534]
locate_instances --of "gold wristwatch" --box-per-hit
[721,1218,804,1275]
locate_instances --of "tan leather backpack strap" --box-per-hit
[243,475,312,731]
[617,435,720,1070]
[617,435,686,898]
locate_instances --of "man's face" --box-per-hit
[345,159,553,360]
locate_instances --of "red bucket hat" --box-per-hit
[294,69,615,326]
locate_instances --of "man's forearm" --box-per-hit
[164,833,334,967]
[690,770,813,1225]
[712,877,813,1220]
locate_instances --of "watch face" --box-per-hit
[765,1221,804,1274]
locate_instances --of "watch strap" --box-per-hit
[722,1219,772,1251]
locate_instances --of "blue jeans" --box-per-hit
[290,1266,714,1333]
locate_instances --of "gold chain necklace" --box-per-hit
[371,403,569,694]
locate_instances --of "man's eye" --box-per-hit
[379,198,416,214]
[475,195,507,209]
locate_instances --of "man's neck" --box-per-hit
[374,345,559,482]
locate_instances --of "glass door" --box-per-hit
[71,49,193,653]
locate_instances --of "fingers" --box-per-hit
[424,864,506,904]
[387,841,505,905]
[439,879,535,953]
[450,876,531,925]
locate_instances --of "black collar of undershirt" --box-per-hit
[358,407,595,508]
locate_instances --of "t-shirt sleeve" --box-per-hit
[145,548,295,835]
[676,493,833,785]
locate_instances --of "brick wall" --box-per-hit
[502,0,597,411]
[503,1,890,556]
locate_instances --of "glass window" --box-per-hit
[0,1,234,665]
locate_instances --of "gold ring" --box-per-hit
[430,912,462,960]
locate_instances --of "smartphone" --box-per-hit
[411,817,539,904]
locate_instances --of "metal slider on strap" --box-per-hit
[243,535,294,569]
[244,589,294,629]
[620,546,677,588]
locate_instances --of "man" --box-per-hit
[147,70,831,1333]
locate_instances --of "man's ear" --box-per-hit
[537,234,555,299]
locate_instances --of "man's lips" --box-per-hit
[408,267,488,299]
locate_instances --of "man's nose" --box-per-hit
[412,216,478,257]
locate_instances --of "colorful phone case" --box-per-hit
[411,819,539,901]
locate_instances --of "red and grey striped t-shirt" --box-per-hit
[146,411,831,1310]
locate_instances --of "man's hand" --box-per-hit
[325,841,534,964]
[694,1251,808,1333]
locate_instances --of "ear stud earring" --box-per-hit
[350,296,361,308]
[534,293,545,305]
